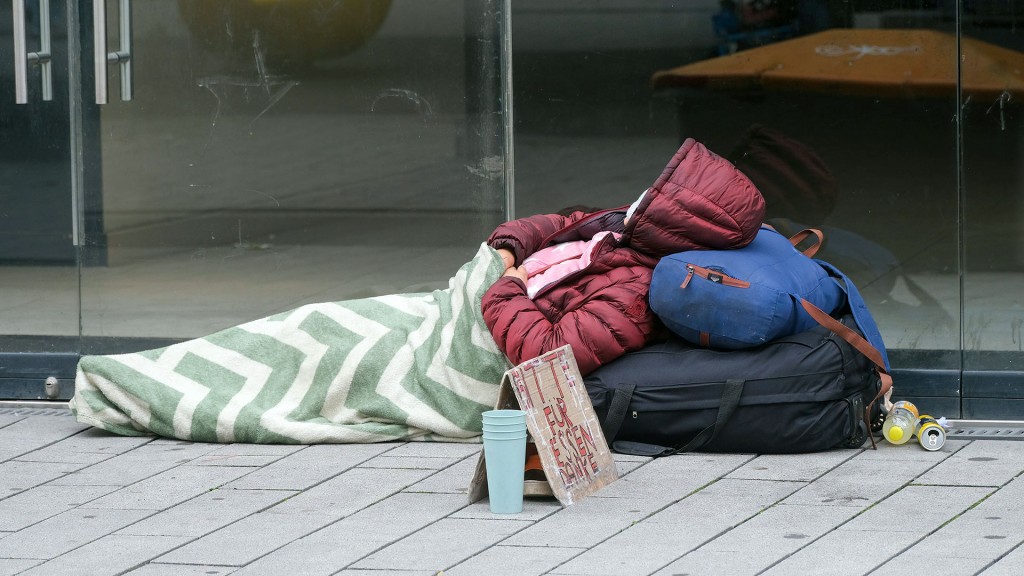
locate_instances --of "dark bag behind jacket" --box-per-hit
[584,314,888,456]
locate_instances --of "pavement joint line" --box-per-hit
[400,450,482,494]
[20,438,453,568]
[1,482,124,536]
[538,453,762,576]
[752,445,970,576]
[14,507,167,567]
[331,483,481,571]
[433,516,557,575]
[974,539,1024,575]
[109,486,299,550]
[1,422,109,465]
[159,465,447,571]
[437,453,671,575]
[20,470,282,563]
[221,442,402,492]
[646,445,937,576]
[493,544,589,549]
[43,439,221,487]
[367,477,563,574]
[645,479,808,576]
[0,432,159,506]
[0,415,26,430]
[856,491,1006,576]
[429,519,541,575]
[8,447,302,564]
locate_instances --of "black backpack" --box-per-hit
[584,313,889,456]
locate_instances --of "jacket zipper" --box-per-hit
[680,264,750,289]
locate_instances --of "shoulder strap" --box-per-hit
[815,259,891,371]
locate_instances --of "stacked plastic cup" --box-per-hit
[481,409,528,514]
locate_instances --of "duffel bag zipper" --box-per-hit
[680,264,751,289]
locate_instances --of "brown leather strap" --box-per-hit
[873,372,894,412]
[700,332,710,348]
[789,228,825,258]
[800,298,887,371]
[864,371,894,450]
[799,298,894,449]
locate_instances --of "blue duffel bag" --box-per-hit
[649,226,849,351]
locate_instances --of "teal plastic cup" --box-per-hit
[483,428,527,436]
[482,409,526,423]
[483,433,527,514]
[482,422,528,432]
[482,416,527,514]
[482,430,527,438]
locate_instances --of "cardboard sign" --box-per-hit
[468,345,618,506]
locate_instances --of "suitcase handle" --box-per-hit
[789,228,825,258]
[600,383,636,444]
[610,379,745,457]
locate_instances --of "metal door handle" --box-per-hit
[93,0,133,104]
[13,0,53,104]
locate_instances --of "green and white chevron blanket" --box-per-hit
[70,243,511,444]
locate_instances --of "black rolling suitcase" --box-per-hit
[584,314,889,456]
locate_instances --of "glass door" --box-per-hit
[0,0,508,400]
[960,6,1024,419]
[77,0,509,355]
[0,0,79,399]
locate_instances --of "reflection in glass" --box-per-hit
[79,0,507,351]
[960,7,1024,418]
[512,2,961,409]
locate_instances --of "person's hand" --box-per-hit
[496,248,515,270]
[503,265,528,284]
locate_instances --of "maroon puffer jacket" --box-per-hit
[482,138,765,375]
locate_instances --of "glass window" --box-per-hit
[78,0,508,353]
[512,1,962,413]
[960,4,1024,418]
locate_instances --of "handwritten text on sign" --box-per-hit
[509,348,609,493]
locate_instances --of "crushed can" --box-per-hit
[917,415,946,451]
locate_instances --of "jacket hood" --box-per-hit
[623,138,766,257]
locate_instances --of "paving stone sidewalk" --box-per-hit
[1,409,1023,576]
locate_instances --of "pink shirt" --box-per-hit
[522,231,618,299]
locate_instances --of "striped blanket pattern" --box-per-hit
[70,243,511,444]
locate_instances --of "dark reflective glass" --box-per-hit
[960,4,1024,418]
[512,1,964,414]
[5,0,1024,418]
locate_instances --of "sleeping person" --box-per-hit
[71,139,765,444]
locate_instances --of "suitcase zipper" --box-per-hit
[680,264,751,289]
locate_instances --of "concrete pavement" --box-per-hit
[1,406,1023,576]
